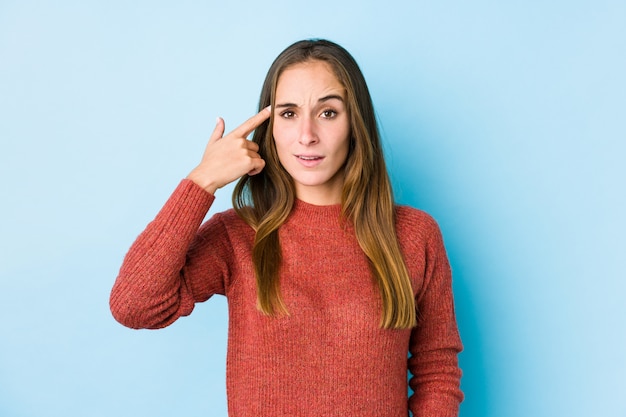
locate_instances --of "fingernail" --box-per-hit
[264,105,271,112]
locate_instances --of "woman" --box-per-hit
[110,39,463,416]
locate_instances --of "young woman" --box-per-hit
[110,39,463,416]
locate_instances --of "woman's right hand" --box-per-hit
[186,106,271,194]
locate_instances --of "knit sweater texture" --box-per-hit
[110,179,463,416]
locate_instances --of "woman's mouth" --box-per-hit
[296,155,324,167]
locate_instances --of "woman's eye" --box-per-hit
[321,109,337,118]
[280,111,295,119]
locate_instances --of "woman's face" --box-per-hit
[272,60,351,205]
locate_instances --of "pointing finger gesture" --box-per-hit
[187,106,271,194]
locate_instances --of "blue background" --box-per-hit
[1,1,624,416]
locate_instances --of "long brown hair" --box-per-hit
[233,39,416,329]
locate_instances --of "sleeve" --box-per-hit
[109,179,232,329]
[408,219,464,416]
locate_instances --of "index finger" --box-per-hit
[231,106,271,138]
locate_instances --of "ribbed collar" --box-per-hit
[287,199,344,227]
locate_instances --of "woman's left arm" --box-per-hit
[408,221,463,416]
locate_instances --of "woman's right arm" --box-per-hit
[110,180,218,329]
[110,108,271,329]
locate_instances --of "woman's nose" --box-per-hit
[298,117,319,145]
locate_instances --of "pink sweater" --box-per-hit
[110,179,463,416]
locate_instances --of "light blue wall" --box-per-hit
[1,1,624,416]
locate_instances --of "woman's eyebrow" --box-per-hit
[318,94,344,103]
[275,102,297,109]
[275,95,344,109]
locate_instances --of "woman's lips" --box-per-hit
[295,154,324,167]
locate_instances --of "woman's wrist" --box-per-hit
[186,170,218,195]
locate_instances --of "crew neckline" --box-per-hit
[288,198,344,225]
[294,198,341,209]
